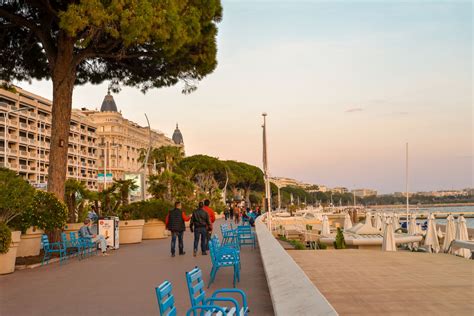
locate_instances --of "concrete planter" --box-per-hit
[119,220,145,244]
[16,227,44,258]
[63,223,83,234]
[0,231,21,275]
[142,219,167,240]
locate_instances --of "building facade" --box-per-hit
[80,92,182,189]
[1,87,182,192]
[352,188,378,197]
[0,86,99,190]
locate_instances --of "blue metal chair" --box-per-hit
[186,267,249,316]
[220,224,239,249]
[61,232,80,258]
[186,306,227,316]
[41,234,67,265]
[209,237,240,288]
[69,231,85,258]
[237,226,256,249]
[156,281,177,316]
[156,280,229,316]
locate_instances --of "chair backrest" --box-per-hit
[61,232,68,243]
[41,234,50,250]
[155,281,177,316]
[237,225,251,233]
[185,267,207,308]
[69,231,78,242]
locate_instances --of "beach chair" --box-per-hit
[186,267,249,316]
[41,234,67,265]
[209,238,240,287]
[155,280,228,316]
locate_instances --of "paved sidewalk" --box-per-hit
[0,220,273,316]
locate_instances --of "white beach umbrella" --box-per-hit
[393,213,401,232]
[424,213,440,253]
[343,212,352,230]
[365,212,373,227]
[321,215,331,236]
[375,213,383,231]
[442,215,456,252]
[408,214,418,235]
[454,216,470,259]
[407,214,419,250]
[382,218,397,252]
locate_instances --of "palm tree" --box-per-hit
[64,179,89,223]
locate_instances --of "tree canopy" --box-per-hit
[0,1,222,199]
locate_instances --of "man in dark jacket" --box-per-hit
[190,201,211,256]
[165,201,190,257]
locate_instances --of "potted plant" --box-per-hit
[117,202,146,244]
[0,168,35,274]
[11,207,44,258]
[140,199,173,240]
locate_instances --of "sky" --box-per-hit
[17,0,472,194]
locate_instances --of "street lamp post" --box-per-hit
[1,106,30,168]
[262,113,272,230]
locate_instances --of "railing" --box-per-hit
[255,215,338,316]
[20,136,28,143]
[19,165,27,170]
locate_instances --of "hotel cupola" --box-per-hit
[100,91,118,112]
[172,123,184,145]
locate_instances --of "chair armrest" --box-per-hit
[204,297,240,311]
[186,305,227,316]
[212,289,248,311]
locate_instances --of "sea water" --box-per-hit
[401,205,474,228]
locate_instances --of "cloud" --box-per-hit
[345,107,364,113]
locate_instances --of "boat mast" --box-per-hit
[406,142,409,226]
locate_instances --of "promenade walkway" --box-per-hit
[291,249,474,315]
[0,219,273,316]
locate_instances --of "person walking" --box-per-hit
[203,199,216,250]
[229,203,234,221]
[234,204,241,225]
[165,201,190,257]
[224,203,230,221]
[190,201,211,256]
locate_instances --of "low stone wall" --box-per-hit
[255,215,338,316]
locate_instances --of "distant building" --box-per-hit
[331,187,349,194]
[416,190,468,197]
[352,188,377,197]
[270,177,311,188]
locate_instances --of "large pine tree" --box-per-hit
[0,0,222,200]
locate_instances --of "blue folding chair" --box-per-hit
[156,280,228,316]
[209,237,240,288]
[237,226,256,249]
[41,234,67,265]
[156,281,177,316]
[186,267,249,316]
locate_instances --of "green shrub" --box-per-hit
[119,199,173,222]
[29,191,68,233]
[317,240,327,250]
[0,223,12,254]
[0,168,35,225]
[334,227,346,249]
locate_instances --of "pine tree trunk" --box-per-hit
[47,39,76,201]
